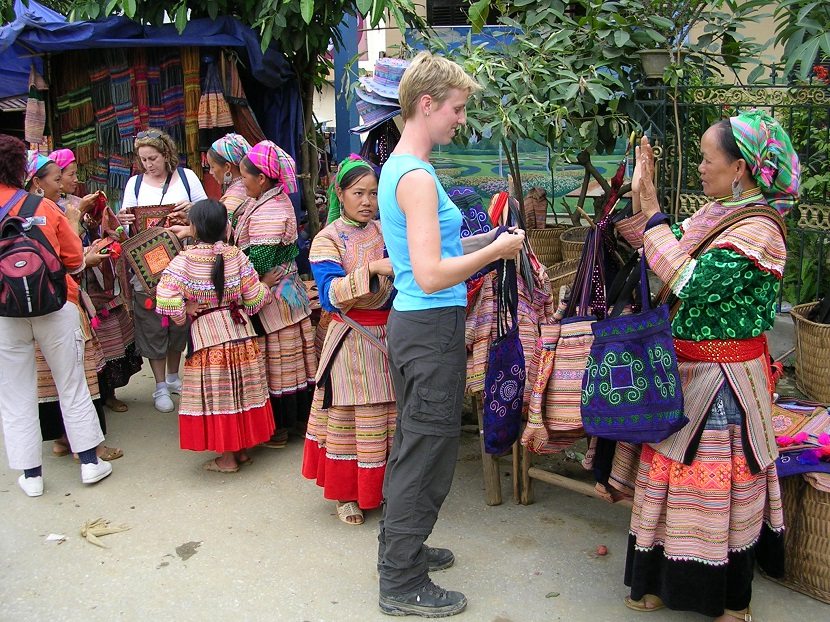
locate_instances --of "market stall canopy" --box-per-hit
[0,0,301,164]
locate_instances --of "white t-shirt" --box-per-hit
[121,167,207,209]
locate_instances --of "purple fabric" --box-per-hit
[776,451,830,478]
[483,259,525,454]
[581,255,687,443]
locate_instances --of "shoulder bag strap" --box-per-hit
[0,189,28,221]
[177,167,192,201]
[655,204,786,311]
[134,174,143,200]
[335,312,388,356]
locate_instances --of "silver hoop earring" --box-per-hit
[731,178,742,201]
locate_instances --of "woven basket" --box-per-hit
[546,259,579,306]
[763,475,830,604]
[528,225,568,267]
[560,226,590,262]
[791,302,830,403]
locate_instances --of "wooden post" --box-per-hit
[511,441,521,504]
[475,393,502,506]
[520,446,534,505]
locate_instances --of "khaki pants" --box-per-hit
[0,303,104,470]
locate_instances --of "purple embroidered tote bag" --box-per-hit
[483,258,525,455]
[580,252,687,443]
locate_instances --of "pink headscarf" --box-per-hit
[48,148,76,170]
[246,140,298,194]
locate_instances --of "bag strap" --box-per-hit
[177,167,192,201]
[18,193,44,220]
[134,174,143,200]
[495,258,519,338]
[336,312,388,356]
[0,189,28,221]
[655,204,785,310]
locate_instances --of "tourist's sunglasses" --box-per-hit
[136,129,163,139]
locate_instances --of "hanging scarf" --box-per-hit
[49,148,76,170]
[246,140,298,194]
[730,109,800,215]
[211,133,251,165]
[326,154,375,224]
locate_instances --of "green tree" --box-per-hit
[66,1,425,237]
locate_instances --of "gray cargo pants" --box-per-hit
[377,306,467,595]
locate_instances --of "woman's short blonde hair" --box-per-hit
[398,51,481,121]
[133,129,179,174]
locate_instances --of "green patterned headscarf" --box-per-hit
[729,109,800,215]
[326,155,376,224]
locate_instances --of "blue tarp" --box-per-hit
[0,0,303,167]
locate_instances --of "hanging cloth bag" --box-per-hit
[581,251,687,442]
[482,258,526,454]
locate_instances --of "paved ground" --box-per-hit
[2,351,827,622]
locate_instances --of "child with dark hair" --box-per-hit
[156,199,279,472]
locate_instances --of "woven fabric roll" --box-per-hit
[181,47,202,176]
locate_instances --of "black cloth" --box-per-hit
[377,306,466,594]
[39,394,106,442]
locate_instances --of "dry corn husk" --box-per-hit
[80,518,130,548]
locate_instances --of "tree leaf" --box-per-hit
[614,30,630,47]
[468,0,490,34]
[300,0,314,25]
[356,0,373,16]
[175,3,187,33]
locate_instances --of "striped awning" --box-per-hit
[0,96,27,112]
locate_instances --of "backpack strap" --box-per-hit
[18,194,44,219]
[134,174,143,200]
[0,189,28,221]
[177,167,191,201]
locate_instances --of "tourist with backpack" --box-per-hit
[0,134,113,497]
[117,129,207,413]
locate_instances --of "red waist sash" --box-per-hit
[331,308,390,326]
[674,335,767,363]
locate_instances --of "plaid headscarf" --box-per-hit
[25,151,53,187]
[48,148,76,170]
[730,109,800,215]
[247,140,298,194]
[327,154,375,224]
[210,133,251,165]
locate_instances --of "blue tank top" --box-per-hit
[378,154,466,311]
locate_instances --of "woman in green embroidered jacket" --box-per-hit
[232,140,317,448]
[612,110,799,621]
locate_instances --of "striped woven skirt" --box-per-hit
[94,304,142,390]
[302,389,396,510]
[263,317,317,397]
[179,337,274,452]
[623,384,785,617]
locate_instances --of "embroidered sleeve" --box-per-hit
[328,266,374,311]
[155,259,187,325]
[239,254,270,314]
[642,222,694,293]
[615,211,648,248]
[247,244,280,276]
[672,248,779,340]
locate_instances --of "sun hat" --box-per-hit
[351,98,401,134]
[358,57,410,101]
[355,84,399,107]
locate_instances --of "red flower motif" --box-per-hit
[814,65,829,83]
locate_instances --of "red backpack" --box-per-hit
[0,191,67,317]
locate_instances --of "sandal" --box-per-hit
[202,458,239,473]
[237,456,254,467]
[98,446,124,461]
[262,430,288,449]
[52,439,71,457]
[104,396,129,412]
[336,501,364,526]
[723,608,752,621]
[624,595,665,612]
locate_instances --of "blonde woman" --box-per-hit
[376,52,525,617]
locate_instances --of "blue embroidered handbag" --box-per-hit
[483,258,526,454]
[580,252,687,443]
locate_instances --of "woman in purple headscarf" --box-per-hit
[232,140,317,448]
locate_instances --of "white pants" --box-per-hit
[0,303,104,470]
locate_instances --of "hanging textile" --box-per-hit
[221,51,266,146]
[25,65,47,145]
[181,47,202,176]
[160,50,186,153]
[198,57,234,152]
[107,49,137,154]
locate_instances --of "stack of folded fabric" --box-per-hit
[350,57,408,136]
[774,398,830,477]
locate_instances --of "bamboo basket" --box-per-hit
[560,226,590,262]
[791,302,830,404]
[546,259,579,306]
[763,475,830,604]
[528,225,568,267]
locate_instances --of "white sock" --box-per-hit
[166,373,179,384]
[156,382,167,392]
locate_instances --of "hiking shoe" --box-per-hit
[379,580,467,617]
[426,546,455,572]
